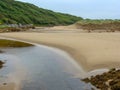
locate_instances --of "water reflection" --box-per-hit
[0,45,94,90]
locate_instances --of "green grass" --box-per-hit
[0,25,9,29]
[0,39,33,47]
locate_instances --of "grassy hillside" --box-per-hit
[0,0,82,26]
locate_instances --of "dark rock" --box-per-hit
[82,68,120,90]
[0,50,4,53]
[3,83,7,85]
[0,60,4,69]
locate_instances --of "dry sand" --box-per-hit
[51,24,78,30]
[49,24,86,32]
[1,32,120,71]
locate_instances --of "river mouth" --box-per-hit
[0,39,103,90]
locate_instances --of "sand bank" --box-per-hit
[1,32,120,71]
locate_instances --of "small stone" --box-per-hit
[3,83,7,85]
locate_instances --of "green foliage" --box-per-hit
[0,25,9,29]
[0,0,82,26]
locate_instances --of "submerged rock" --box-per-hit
[0,60,4,69]
[0,50,3,53]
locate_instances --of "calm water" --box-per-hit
[0,45,95,90]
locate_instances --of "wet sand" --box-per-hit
[1,32,120,71]
[0,83,16,90]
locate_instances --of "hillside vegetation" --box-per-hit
[76,19,120,32]
[0,0,82,26]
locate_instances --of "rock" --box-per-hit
[0,50,4,53]
[3,83,7,85]
[0,60,4,68]
[82,68,120,90]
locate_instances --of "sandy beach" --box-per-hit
[1,32,120,71]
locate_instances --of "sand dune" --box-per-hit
[50,24,86,32]
[1,32,120,71]
[51,24,78,30]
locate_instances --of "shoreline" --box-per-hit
[0,36,86,71]
[0,38,87,90]
[1,32,120,71]
[0,34,91,71]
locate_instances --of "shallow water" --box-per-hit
[0,45,95,90]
